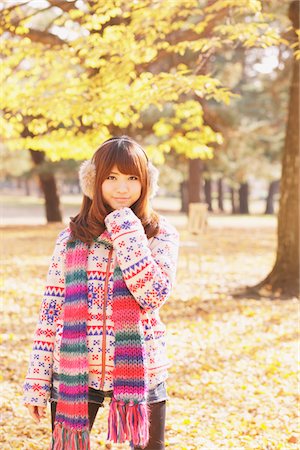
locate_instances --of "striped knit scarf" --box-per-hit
[51,234,149,449]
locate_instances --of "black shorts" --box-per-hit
[50,381,168,405]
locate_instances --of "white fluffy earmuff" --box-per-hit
[79,159,159,200]
[78,159,97,201]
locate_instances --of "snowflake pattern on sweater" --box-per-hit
[23,208,179,406]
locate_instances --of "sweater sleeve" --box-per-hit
[22,228,69,407]
[105,207,179,311]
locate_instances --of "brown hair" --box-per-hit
[69,136,160,244]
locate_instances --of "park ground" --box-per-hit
[0,195,299,450]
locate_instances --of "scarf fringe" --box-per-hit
[107,398,149,448]
[50,422,90,450]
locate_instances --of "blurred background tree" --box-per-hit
[249,0,299,297]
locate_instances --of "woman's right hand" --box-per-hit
[25,404,46,423]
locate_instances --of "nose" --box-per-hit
[117,181,129,193]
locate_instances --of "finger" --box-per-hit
[37,406,46,419]
[26,405,40,423]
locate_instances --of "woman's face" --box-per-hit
[102,164,142,210]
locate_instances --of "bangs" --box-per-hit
[103,143,146,178]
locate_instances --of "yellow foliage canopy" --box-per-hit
[0,0,284,162]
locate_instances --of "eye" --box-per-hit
[107,175,116,180]
[129,176,139,180]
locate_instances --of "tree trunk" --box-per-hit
[238,182,249,214]
[251,1,299,297]
[230,187,238,214]
[204,178,213,211]
[30,150,62,222]
[24,178,31,196]
[180,180,189,213]
[218,178,224,212]
[188,158,203,203]
[265,180,280,214]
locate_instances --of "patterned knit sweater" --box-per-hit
[23,208,179,407]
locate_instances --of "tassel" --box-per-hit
[50,423,90,450]
[117,401,127,442]
[107,399,149,448]
[128,402,149,448]
[107,398,118,442]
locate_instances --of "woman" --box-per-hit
[23,136,179,449]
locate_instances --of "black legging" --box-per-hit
[51,400,166,450]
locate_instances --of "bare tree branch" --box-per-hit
[4,1,30,12]
[11,5,53,24]
[22,28,66,46]
[46,0,77,13]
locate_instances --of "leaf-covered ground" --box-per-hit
[1,218,299,449]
